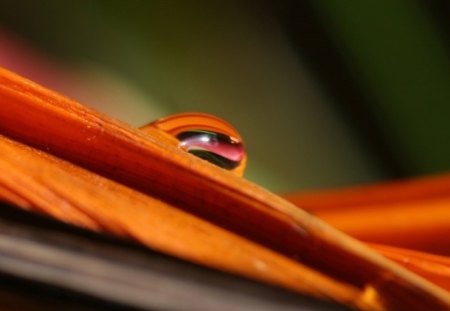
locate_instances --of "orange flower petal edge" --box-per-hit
[283,174,450,211]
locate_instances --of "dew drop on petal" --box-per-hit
[140,113,247,176]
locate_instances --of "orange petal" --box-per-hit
[0,135,369,308]
[370,243,450,292]
[1,66,449,310]
[284,179,450,255]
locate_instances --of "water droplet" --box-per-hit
[140,113,246,176]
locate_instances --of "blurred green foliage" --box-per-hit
[0,0,449,192]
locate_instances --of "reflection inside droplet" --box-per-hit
[140,113,247,176]
[177,130,245,170]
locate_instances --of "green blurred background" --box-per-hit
[0,0,449,192]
